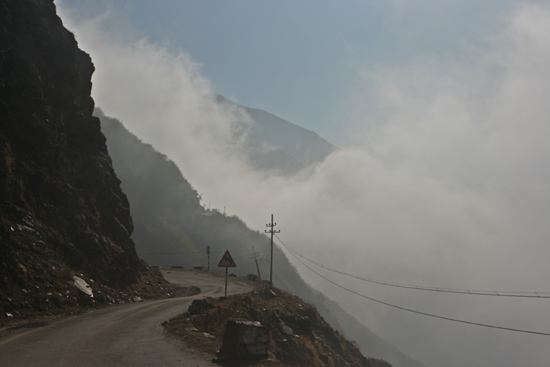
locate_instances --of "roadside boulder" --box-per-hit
[187,297,213,315]
[247,274,261,282]
[218,320,268,360]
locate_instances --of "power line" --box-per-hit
[251,245,262,280]
[274,235,550,299]
[275,235,550,337]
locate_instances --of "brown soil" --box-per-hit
[165,282,391,367]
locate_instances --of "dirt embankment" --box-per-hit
[166,283,392,367]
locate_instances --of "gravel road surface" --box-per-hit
[0,270,252,367]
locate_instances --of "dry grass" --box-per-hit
[165,283,376,367]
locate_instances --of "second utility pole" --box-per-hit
[265,214,280,287]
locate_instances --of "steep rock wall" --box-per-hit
[0,0,170,320]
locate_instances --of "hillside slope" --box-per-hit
[98,110,425,367]
[167,280,391,367]
[0,0,172,323]
[215,95,335,175]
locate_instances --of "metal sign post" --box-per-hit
[217,250,236,298]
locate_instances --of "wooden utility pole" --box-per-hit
[265,214,280,287]
[251,245,261,280]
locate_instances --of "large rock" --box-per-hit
[218,320,269,360]
[187,297,213,315]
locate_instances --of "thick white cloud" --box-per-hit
[331,3,550,366]
[58,3,550,367]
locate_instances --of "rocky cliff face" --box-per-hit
[0,0,171,321]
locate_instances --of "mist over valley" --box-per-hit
[53,2,550,366]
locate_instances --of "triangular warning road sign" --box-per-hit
[218,250,237,268]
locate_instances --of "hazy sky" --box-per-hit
[57,1,550,367]
[58,0,527,144]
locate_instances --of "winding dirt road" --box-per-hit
[0,270,252,367]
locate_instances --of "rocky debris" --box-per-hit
[217,320,268,361]
[188,297,214,315]
[0,0,177,324]
[247,274,261,282]
[165,283,392,367]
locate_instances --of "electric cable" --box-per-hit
[275,235,550,336]
[274,234,550,299]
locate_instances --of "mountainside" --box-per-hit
[98,110,425,367]
[0,0,172,323]
[167,278,392,367]
[215,95,335,175]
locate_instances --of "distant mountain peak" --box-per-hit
[214,95,336,175]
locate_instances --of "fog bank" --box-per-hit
[59,3,550,366]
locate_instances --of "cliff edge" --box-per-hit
[0,0,172,322]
